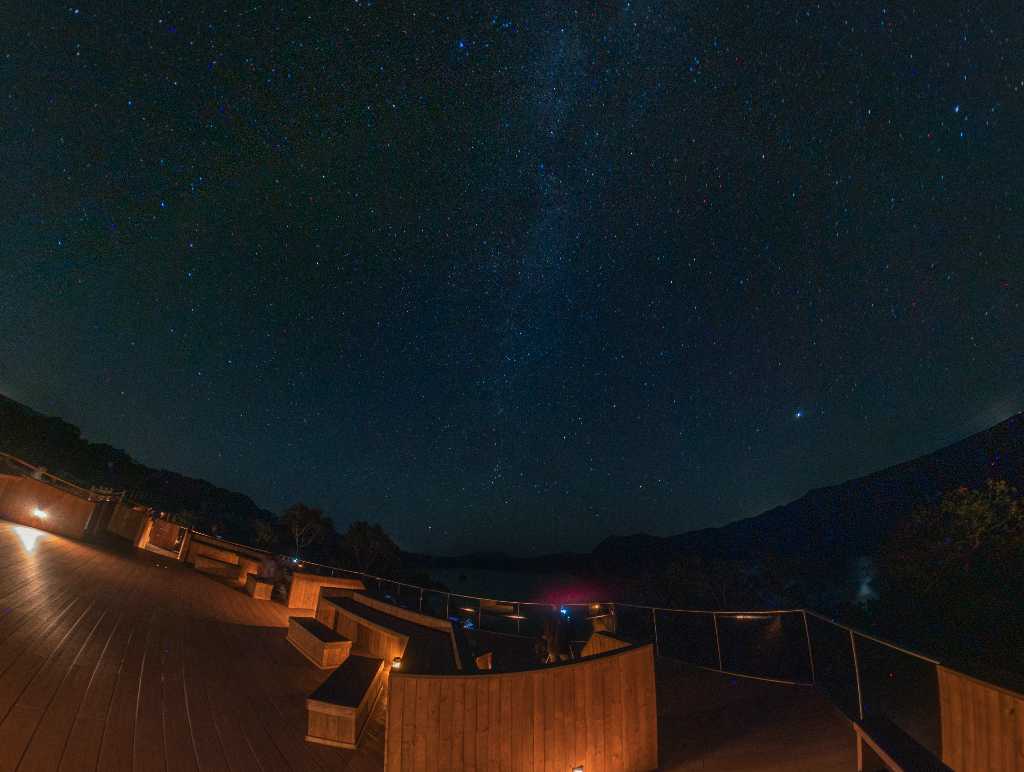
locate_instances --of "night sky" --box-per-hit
[1,2,1022,555]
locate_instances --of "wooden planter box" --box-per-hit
[306,655,385,749]
[288,617,352,669]
[245,574,274,600]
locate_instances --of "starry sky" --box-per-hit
[1,2,1022,555]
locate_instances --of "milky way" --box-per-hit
[0,2,1021,553]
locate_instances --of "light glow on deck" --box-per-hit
[32,507,47,519]
[15,526,44,552]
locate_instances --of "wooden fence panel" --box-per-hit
[938,665,1024,771]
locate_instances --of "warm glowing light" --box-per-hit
[590,603,601,611]
[32,508,47,519]
[573,766,584,772]
[459,606,477,613]
[15,526,44,552]
[392,657,402,670]
[731,614,771,621]
[506,614,526,620]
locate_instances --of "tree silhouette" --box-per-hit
[338,521,400,575]
[282,503,327,558]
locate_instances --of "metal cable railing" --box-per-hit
[0,451,123,502]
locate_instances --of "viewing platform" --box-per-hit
[0,474,1020,771]
[0,520,860,771]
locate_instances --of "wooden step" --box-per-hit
[305,655,385,749]
[287,616,352,669]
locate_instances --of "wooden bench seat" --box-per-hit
[854,716,951,772]
[245,573,274,600]
[306,654,385,749]
[288,616,352,669]
[193,553,240,579]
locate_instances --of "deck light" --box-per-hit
[32,508,47,519]
[392,657,402,670]
[506,614,526,620]
[573,766,584,772]
[459,606,477,613]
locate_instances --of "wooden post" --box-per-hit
[419,588,424,613]
[712,613,724,670]
[445,593,450,618]
[850,629,864,720]
[801,610,816,684]
[651,608,659,657]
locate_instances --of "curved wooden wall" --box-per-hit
[0,473,96,539]
[384,643,657,772]
[938,665,1024,771]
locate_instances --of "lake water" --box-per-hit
[426,566,609,604]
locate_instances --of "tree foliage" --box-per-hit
[337,521,400,575]
[252,517,276,549]
[877,480,1024,670]
[282,503,328,558]
[882,480,1024,597]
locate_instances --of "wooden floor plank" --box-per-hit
[0,606,107,770]
[20,610,121,771]
[96,608,154,770]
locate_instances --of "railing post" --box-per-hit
[712,612,724,671]
[419,588,424,613]
[850,629,864,720]
[802,610,816,684]
[445,593,450,618]
[651,608,659,656]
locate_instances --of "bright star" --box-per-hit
[794,410,804,419]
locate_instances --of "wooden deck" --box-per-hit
[0,521,384,771]
[656,657,855,771]
[0,520,857,771]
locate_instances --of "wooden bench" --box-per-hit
[193,553,240,579]
[288,617,352,669]
[305,654,385,749]
[854,716,951,772]
[287,572,365,609]
[244,574,274,600]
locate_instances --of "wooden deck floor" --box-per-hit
[656,658,855,771]
[0,520,856,771]
[0,521,384,772]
